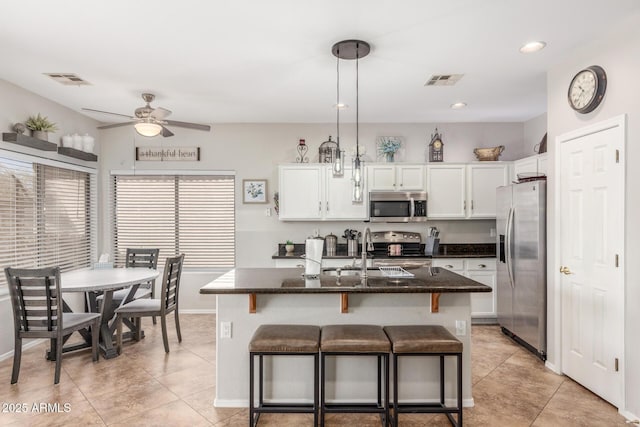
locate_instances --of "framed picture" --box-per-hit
[242,179,268,204]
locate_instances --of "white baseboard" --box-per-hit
[544,360,561,374]
[181,309,216,314]
[0,339,45,362]
[618,408,639,423]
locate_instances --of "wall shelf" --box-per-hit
[2,132,57,151]
[57,146,97,162]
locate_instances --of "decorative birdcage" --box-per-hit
[318,136,338,163]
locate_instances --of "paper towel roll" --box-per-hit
[304,238,324,276]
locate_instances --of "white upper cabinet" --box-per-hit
[427,163,508,219]
[368,164,425,191]
[512,153,548,181]
[467,163,509,218]
[426,164,466,218]
[278,164,368,221]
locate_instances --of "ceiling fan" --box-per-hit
[82,93,211,137]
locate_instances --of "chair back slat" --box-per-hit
[126,248,160,269]
[160,254,184,313]
[4,267,62,336]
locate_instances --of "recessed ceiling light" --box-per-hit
[519,41,546,53]
[450,102,467,109]
[334,103,348,109]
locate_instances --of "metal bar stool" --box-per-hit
[320,325,390,427]
[384,325,463,427]
[249,325,320,426]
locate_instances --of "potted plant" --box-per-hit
[25,114,58,141]
[285,240,295,253]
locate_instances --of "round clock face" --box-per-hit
[568,65,607,114]
[433,140,442,150]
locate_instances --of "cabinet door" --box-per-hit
[431,259,464,271]
[467,164,508,218]
[466,271,496,318]
[427,165,466,218]
[367,165,396,190]
[278,165,323,220]
[512,156,538,182]
[325,167,368,220]
[537,154,548,176]
[397,165,425,191]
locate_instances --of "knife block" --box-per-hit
[424,237,440,256]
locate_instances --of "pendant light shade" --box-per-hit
[331,39,370,202]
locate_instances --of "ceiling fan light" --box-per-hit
[134,121,162,137]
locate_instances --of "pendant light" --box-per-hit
[332,47,344,177]
[331,39,370,202]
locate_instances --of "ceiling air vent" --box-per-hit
[425,74,464,86]
[44,73,91,86]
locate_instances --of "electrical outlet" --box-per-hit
[455,320,466,336]
[220,321,232,339]
[265,208,271,217]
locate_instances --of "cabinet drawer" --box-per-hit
[465,259,496,271]
[431,259,464,271]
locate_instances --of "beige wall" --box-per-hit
[545,10,640,419]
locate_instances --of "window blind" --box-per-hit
[0,156,95,291]
[111,174,235,268]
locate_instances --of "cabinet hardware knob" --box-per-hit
[479,264,486,268]
[445,265,453,268]
[559,266,574,275]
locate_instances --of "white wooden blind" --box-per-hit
[0,156,95,291]
[111,174,235,268]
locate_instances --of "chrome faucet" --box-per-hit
[361,227,374,278]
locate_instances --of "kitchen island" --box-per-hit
[200,267,491,408]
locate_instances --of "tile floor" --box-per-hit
[0,314,629,426]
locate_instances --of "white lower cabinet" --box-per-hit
[432,258,497,321]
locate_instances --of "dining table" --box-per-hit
[53,267,160,360]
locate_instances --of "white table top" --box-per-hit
[61,268,160,293]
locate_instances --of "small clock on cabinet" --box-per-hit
[429,128,444,162]
[568,65,607,114]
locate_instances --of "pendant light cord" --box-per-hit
[336,47,340,151]
[356,42,360,159]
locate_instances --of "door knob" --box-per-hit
[559,266,574,275]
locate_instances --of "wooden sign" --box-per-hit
[135,147,200,161]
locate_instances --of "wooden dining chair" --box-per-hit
[96,248,159,321]
[5,267,100,384]
[115,254,185,353]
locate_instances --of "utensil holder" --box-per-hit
[347,239,358,257]
[424,237,440,256]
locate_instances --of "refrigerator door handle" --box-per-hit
[506,206,515,289]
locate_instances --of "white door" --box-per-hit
[396,165,425,190]
[559,117,625,407]
[278,165,323,220]
[426,165,466,218]
[325,167,368,220]
[467,163,508,218]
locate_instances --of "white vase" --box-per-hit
[82,134,95,153]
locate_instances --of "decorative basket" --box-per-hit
[473,145,505,161]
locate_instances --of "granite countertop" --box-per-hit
[272,242,496,259]
[200,267,492,295]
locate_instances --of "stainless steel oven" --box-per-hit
[369,191,427,222]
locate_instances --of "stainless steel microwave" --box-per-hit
[369,191,428,222]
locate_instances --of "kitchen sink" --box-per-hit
[322,267,385,277]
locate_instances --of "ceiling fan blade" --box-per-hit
[82,108,135,119]
[150,107,172,120]
[97,121,135,129]
[165,120,211,131]
[161,126,174,137]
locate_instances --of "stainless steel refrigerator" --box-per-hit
[496,180,547,360]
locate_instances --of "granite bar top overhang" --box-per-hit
[200,267,492,295]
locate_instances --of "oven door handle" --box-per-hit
[409,197,415,218]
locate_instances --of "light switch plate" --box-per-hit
[455,320,466,336]
[220,321,232,339]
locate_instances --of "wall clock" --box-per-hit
[567,65,607,114]
[429,128,444,162]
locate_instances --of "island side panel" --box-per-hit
[214,292,473,407]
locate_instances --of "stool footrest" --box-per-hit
[395,403,461,413]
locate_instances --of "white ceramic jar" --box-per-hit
[61,134,73,147]
[82,134,95,153]
[72,133,83,150]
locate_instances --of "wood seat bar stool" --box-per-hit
[383,325,463,427]
[249,325,321,426]
[320,325,390,427]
